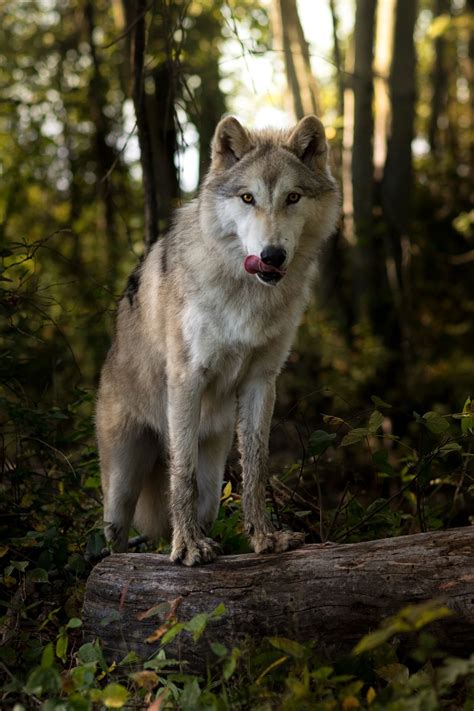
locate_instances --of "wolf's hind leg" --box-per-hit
[197,428,234,535]
[101,425,157,553]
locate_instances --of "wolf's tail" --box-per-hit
[133,462,171,542]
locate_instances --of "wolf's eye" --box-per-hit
[287,192,301,204]
[241,193,255,205]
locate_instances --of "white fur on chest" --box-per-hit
[181,286,282,373]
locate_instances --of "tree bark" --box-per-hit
[83,0,121,289]
[428,0,449,153]
[273,0,320,119]
[381,0,417,359]
[352,0,377,321]
[126,0,160,250]
[382,0,417,243]
[83,527,474,671]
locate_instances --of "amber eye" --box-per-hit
[241,193,255,205]
[287,192,301,204]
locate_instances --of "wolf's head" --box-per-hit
[201,115,340,286]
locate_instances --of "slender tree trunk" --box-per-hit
[151,59,179,223]
[352,0,377,320]
[468,0,474,189]
[381,0,417,358]
[273,0,319,119]
[429,0,450,153]
[328,0,345,181]
[329,0,344,122]
[197,55,227,180]
[121,0,180,243]
[83,0,121,288]
[123,0,159,250]
[382,0,417,236]
[373,0,394,180]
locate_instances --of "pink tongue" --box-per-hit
[244,255,286,276]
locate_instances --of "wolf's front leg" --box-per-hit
[237,378,305,555]
[167,378,221,566]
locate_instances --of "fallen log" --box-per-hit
[83,527,474,669]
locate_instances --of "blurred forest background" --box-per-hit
[1,0,474,706]
[1,0,473,420]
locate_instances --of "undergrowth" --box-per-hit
[1,382,473,709]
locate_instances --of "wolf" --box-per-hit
[96,114,340,566]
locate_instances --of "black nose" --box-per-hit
[260,246,287,268]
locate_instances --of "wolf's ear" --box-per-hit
[287,115,328,171]
[211,116,253,170]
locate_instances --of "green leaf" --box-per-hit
[368,410,384,434]
[29,568,48,583]
[211,642,227,657]
[353,600,453,655]
[41,642,55,669]
[311,665,334,681]
[322,414,346,427]
[11,560,29,572]
[371,395,392,409]
[66,617,82,629]
[25,666,61,696]
[461,396,474,435]
[375,662,409,684]
[102,682,129,708]
[223,648,240,680]
[437,654,474,690]
[268,636,305,658]
[56,632,68,662]
[100,610,121,626]
[185,612,209,641]
[160,622,185,646]
[76,640,107,670]
[118,650,141,666]
[210,602,227,619]
[70,662,97,689]
[438,442,462,456]
[353,627,395,654]
[340,428,368,446]
[180,678,201,707]
[309,429,337,456]
[422,411,450,434]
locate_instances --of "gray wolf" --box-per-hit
[96,115,340,566]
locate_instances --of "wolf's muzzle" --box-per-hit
[260,246,287,268]
[244,254,286,285]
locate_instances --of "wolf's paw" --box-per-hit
[104,521,128,553]
[251,530,305,555]
[170,536,221,566]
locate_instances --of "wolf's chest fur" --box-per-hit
[180,278,290,379]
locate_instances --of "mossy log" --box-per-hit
[82,527,474,670]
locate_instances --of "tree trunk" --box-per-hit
[382,0,417,243]
[428,0,450,153]
[83,0,121,289]
[329,0,344,125]
[273,0,319,119]
[381,0,417,359]
[150,59,179,226]
[123,0,160,250]
[196,55,227,182]
[83,527,474,671]
[351,0,377,321]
